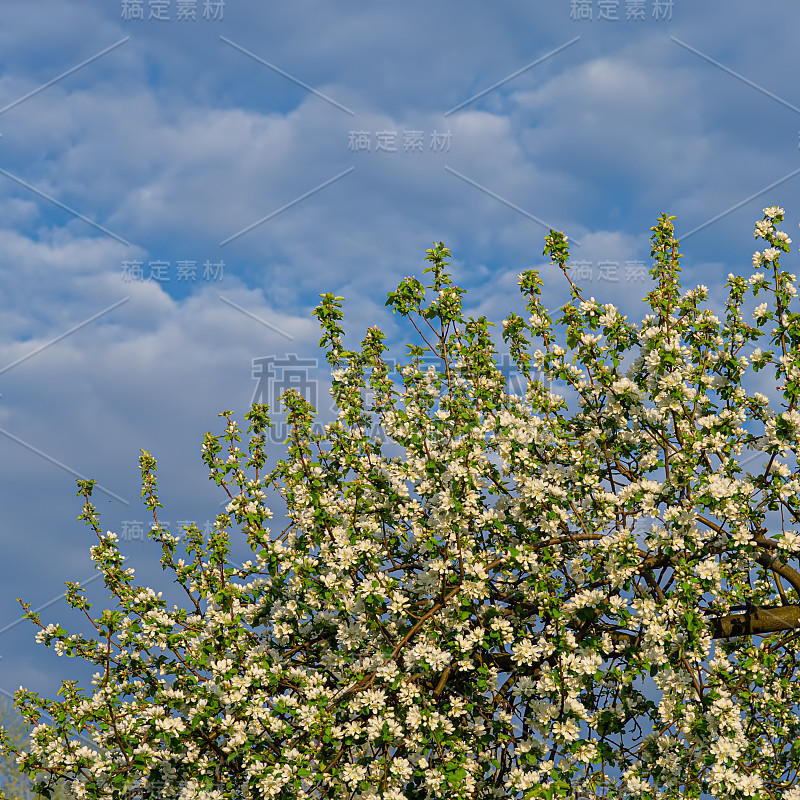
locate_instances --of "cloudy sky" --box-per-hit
[1,0,799,780]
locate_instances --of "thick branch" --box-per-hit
[706,603,800,638]
[582,605,800,646]
[754,539,800,598]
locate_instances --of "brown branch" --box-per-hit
[706,603,800,638]
[773,570,790,606]
[433,665,453,697]
[753,538,800,598]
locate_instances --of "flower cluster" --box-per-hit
[2,216,800,799]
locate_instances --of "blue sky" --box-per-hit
[1,0,799,791]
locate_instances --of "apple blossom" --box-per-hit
[1,211,800,799]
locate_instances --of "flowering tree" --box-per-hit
[0,699,73,800]
[3,208,800,800]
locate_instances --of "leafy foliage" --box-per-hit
[2,210,800,798]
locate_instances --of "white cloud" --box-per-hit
[1,0,798,706]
